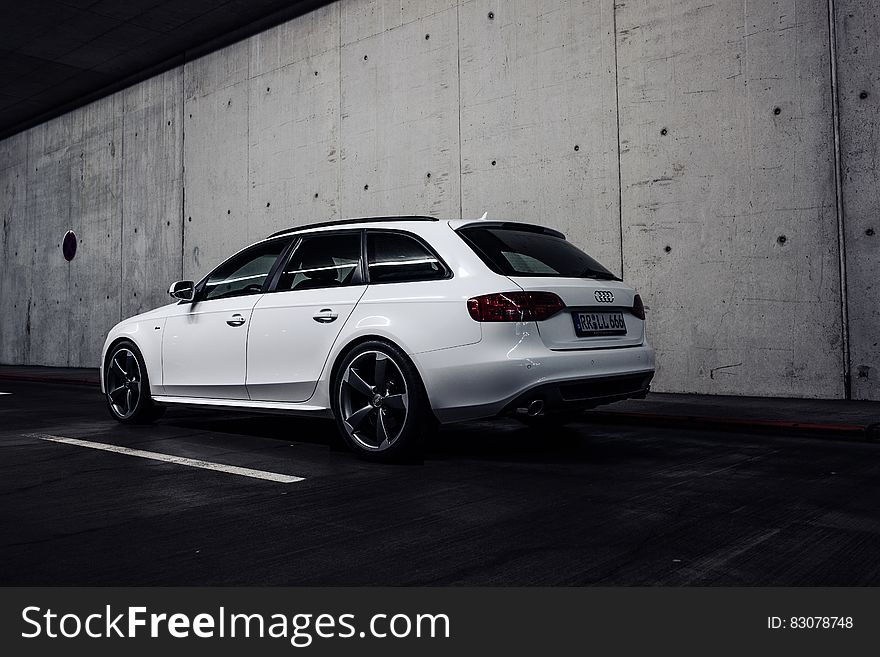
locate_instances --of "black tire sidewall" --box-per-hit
[332,340,428,462]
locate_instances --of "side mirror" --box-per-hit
[168,280,195,301]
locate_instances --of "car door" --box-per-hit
[247,230,366,402]
[162,238,290,399]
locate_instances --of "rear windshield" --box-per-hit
[458,225,619,280]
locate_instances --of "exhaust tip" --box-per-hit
[515,398,545,417]
[527,399,545,417]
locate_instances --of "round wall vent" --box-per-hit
[62,230,77,261]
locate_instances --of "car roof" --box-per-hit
[266,216,566,240]
[267,216,438,238]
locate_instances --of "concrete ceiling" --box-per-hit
[0,0,333,140]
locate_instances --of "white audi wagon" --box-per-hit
[102,216,655,460]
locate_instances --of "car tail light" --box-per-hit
[467,292,565,322]
[632,294,646,320]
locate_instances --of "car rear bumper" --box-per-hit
[500,371,654,416]
[412,323,656,423]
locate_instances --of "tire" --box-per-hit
[104,341,165,424]
[332,340,432,462]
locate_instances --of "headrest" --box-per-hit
[301,254,338,281]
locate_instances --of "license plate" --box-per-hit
[573,311,627,337]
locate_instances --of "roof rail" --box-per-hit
[268,215,438,238]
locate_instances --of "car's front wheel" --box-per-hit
[104,341,165,424]
[332,340,432,462]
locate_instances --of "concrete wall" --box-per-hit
[616,0,844,398]
[1,0,877,400]
[835,0,880,400]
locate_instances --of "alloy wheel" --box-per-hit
[106,348,142,419]
[338,350,409,452]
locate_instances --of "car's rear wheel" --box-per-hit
[332,340,431,462]
[104,341,165,424]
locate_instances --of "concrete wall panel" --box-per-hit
[247,8,341,238]
[26,115,80,366]
[616,0,844,398]
[339,4,461,218]
[459,0,622,273]
[121,70,184,320]
[182,42,250,281]
[0,132,30,364]
[250,2,340,77]
[835,0,880,400]
[341,0,459,46]
[68,94,123,368]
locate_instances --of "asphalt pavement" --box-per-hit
[1,378,879,585]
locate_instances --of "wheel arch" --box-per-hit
[101,336,144,392]
[327,334,436,418]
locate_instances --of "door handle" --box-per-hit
[313,308,338,323]
[226,313,246,327]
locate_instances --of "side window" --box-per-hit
[367,232,447,284]
[276,232,362,292]
[201,239,288,301]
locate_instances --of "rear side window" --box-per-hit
[367,231,448,284]
[458,226,618,280]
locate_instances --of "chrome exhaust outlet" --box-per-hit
[516,398,545,417]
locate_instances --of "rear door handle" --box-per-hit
[226,313,246,327]
[313,308,338,323]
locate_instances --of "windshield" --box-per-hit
[458,225,619,280]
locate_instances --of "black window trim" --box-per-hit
[183,226,450,304]
[264,228,367,294]
[364,229,452,285]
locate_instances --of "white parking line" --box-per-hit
[0,392,12,395]
[28,434,304,484]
